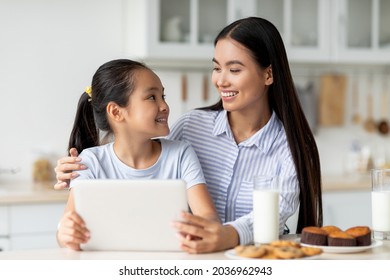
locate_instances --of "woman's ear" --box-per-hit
[106,102,123,122]
[264,65,273,86]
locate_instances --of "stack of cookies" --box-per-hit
[234,240,322,259]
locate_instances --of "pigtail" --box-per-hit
[67,91,99,155]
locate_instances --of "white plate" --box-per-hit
[224,249,320,260]
[300,239,382,254]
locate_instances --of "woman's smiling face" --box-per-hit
[211,38,273,113]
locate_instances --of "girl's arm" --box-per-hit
[56,189,90,250]
[187,183,220,223]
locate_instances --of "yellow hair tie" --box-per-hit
[85,86,92,97]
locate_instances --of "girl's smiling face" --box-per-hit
[211,38,273,114]
[121,68,170,139]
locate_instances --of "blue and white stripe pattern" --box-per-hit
[168,109,300,245]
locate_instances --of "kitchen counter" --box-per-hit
[0,175,370,205]
[321,174,371,192]
[0,179,375,253]
[0,182,68,205]
[0,235,388,260]
[0,182,68,251]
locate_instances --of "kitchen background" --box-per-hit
[0,0,390,250]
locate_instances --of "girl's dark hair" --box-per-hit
[201,17,322,233]
[68,59,149,154]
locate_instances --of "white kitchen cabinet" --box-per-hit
[332,0,390,63]
[0,206,10,251]
[0,202,66,251]
[230,0,390,63]
[231,0,332,62]
[123,0,228,62]
[0,238,10,251]
[10,234,58,251]
[124,0,331,63]
[0,206,8,236]
[322,190,372,229]
[124,0,390,65]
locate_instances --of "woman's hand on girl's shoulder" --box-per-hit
[54,148,86,190]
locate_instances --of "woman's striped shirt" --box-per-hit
[168,109,300,245]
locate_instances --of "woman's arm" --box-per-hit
[172,212,239,253]
[174,174,299,253]
[187,183,220,223]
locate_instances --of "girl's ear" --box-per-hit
[106,102,123,122]
[264,65,273,86]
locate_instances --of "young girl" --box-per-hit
[56,59,219,250]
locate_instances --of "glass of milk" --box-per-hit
[371,169,390,240]
[253,175,280,244]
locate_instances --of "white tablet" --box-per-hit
[72,179,188,251]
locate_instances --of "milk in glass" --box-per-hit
[372,191,390,231]
[253,176,280,244]
[371,169,390,240]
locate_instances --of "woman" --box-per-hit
[55,17,322,253]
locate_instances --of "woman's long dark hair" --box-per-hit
[201,17,322,233]
[67,59,149,154]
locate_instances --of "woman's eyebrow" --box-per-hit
[212,58,244,66]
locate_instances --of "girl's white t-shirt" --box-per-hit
[70,138,205,189]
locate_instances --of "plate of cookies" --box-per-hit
[299,225,383,253]
[225,240,323,260]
